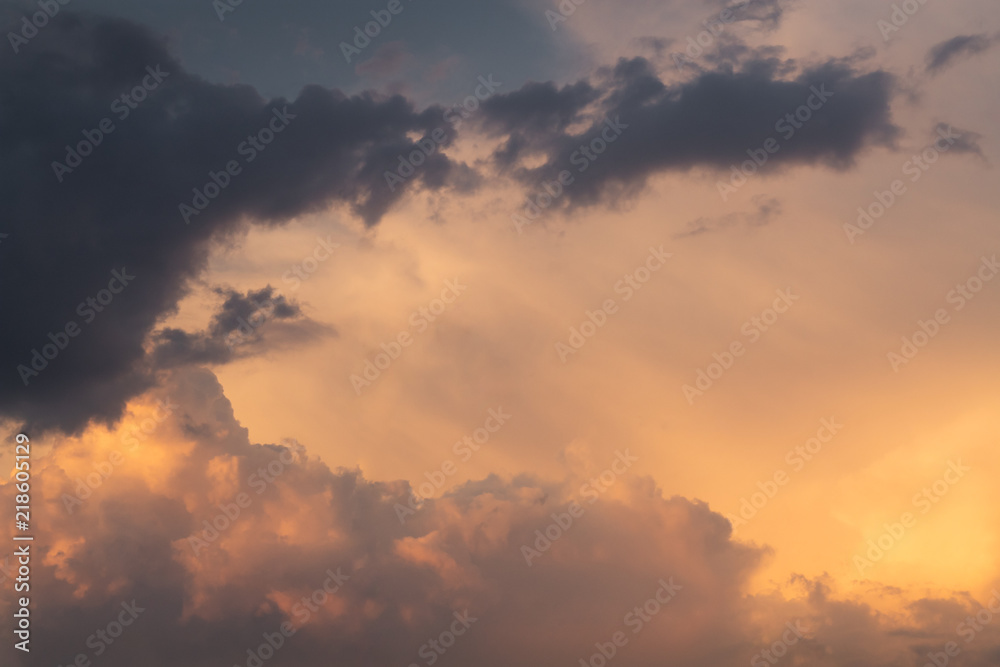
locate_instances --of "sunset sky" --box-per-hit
[2,0,999,665]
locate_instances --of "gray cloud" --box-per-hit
[930,123,987,160]
[485,56,899,213]
[0,13,468,433]
[926,33,999,74]
[3,367,1000,667]
[674,195,782,238]
[150,286,333,369]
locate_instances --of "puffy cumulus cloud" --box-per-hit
[481,55,899,211]
[4,367,1000,667]
[0,13,472,433]
[150,286,334,369]
[926,33,1000,74]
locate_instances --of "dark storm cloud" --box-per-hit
[2,0,577,103]
[926,33,999,74]
[486,56,898,210]
[478,80,599,169]
[150,286,333,369]
[0,13,467,433]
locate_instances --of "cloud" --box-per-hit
[0,13,469,433]
[478,80,600,170]
[3,367,1000,667]
[930,123,987,161]
[484,56,898,212]
[150,286,334,369]
[926,33,999,74]
[674,195,782,238]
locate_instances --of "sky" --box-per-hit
[1,0,999,665]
